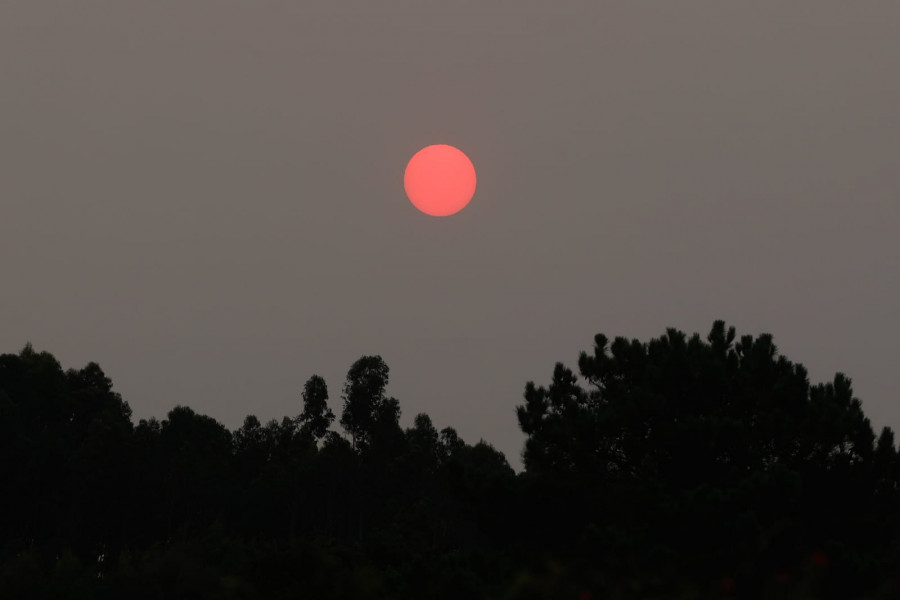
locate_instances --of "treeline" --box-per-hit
[1,321,899,599]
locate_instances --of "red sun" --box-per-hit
[404,144,476,217]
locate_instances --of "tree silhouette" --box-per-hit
[339,355,401,453]
[2,323,899,599]
[518,321,882,486]
[406,413,441,473]
[515,321,900,597]
[299,374,334,441]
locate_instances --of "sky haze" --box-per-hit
[2,1,898,469]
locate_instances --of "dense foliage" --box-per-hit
[1,321,898,599]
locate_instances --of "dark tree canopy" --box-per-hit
[299,374,334,440]
[339,355,402,452]
[515,321,899,597]
[2,322,899,599]
[517,321,879,483]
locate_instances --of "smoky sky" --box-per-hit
[2,1,898,469]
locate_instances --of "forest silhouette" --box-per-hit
[1,321,899,599]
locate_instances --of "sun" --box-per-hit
[404,144,476,217]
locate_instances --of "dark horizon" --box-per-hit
[2,320,899,598]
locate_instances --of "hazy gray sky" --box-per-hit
[2,2,898,469]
